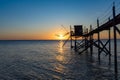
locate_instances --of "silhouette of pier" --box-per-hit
[68,3,120,79]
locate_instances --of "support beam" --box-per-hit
[115,26,120,34]
[74,36,77,51]
[113,3,118,77]
[70,25,73,48]
[90,25,93,56]
[99,40,110,55]
[108,18,111,65]
[97,19,101,63]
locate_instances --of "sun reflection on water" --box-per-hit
[57,40,65,62]
[58,40,63,54]
[54,63,65,74]
[54,40,66,74]
[56,55,64,62]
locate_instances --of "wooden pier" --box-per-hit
[69,3,120,79]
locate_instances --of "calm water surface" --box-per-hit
[0,40,120,80]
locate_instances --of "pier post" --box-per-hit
[74,36,77,51]
[108,18,111,65]
[85,37,87,49]
[85,28,88,52]
[70,25,73,48]
[113,3,118,77]
[97,19,100,63]
[90,25,93,56]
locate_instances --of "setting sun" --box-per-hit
[59,34,64,40]
[55,33,66,40]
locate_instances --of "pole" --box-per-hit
[70,25,73,48]
[108,18,111,65]
[113,2,118,77]
[90,25,93,56]
[74,36,77,51]
[97,18,100,63]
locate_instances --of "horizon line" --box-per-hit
[0,38,119,41]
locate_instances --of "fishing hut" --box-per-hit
[70,25,83,50]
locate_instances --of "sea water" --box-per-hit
[0,40,119,80]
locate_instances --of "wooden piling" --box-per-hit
[90,25,93,56]
[70,25,73,49]
[97,19,101,63]
[113,2,118,76]
[74,36,77,51]
[108,18,111,65]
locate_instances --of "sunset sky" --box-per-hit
[0,0,119,40]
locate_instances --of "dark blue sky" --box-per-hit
[0,0,118,40]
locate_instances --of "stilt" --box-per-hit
[108,18,111,65]
[70,25,73,49]
[74,36,77,51]
[113,3,118,77]
[97,19,100,63]
[90,25,93,56]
